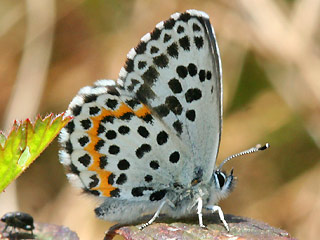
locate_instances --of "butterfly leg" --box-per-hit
[197,197,206,228]
[139,199,168,230]
[205,205,229,231]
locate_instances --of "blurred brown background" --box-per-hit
[0,0,319,239]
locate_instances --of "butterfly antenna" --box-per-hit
[217,143,270,170]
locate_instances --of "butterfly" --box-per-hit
[59,9,268,231]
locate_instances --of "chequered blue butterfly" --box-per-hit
[59,9,269,231]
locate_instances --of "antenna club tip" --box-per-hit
[258,143,270,151]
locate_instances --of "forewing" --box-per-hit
[119,10,222,181]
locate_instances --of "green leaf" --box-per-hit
[0,113,72,192]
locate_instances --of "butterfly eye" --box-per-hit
[216,171,226,189]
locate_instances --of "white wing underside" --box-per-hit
[59,10,222,201]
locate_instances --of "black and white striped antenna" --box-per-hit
[218,143,270,170]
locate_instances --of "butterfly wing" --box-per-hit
[59,10,222,203]
[120,10,222,182]
[60,79,193,201]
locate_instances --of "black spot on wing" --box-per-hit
[136,84,156,103]
[136,144,151,159]
[101,115,114,124]
[138,61,147,70]
[108,173,116,185]
[65,140,73,154]
[88,175,99,189]
[207,71,212,80]
[135,41,147,54]
[127,79,140,92]
[105,130,117,140]
[80,119,92,130]
[138,126,149,138]
[188,63,197,76]
[97,124,106,135]
[176,65,188,78]
[95,139,105,151]
[78,136,89,147]
[71,105,82,116]
[106,99,118,110]
[164,18,175,29]
[142,66,159,85]
[109,145,120,155]
[106,86,120,96]
[169,151,180,163]
[99,156,108,169]
[125,58,134,73]
[167,42,179,58]
[165,96,182,115]
[119,112,134,121]
[150,190,167,201]
[177,25,184,33]
[179,12,191,22]
[193,23,201,32]
[84,94,97,103]
[154,104,170,117]
[85,189,100,196]
[142,113,154,124]
[199,69,206,82]
[79,154,91,167]
[164,34,171,43]
[89,106,100,115]
[185,88,202,103]
[153,54,169,68]
[150,46,159,54]
[186,109,196,121]
[173,120,183,135]
[168,78,182,94]
[150,160,159,170]
[179,36,190,51]
[116,173,127,185]
[150,28,161,40]
[125,99,140,109]
[118,126,130,135]
[194,36,204,49]
[110,188,120,197]
[89,175,99,188]
[157,131,168,145]
[65,121,75,134]
[132,187,153,197]
[118,159,130,170]
[145,175,153,182]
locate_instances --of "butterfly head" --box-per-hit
[210,169,236,202]
[208,143,270,204]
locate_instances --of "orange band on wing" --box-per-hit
[84,108,117,197]
[113,103,133,118]
[84,102,151,197]
[134,104,151,117]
